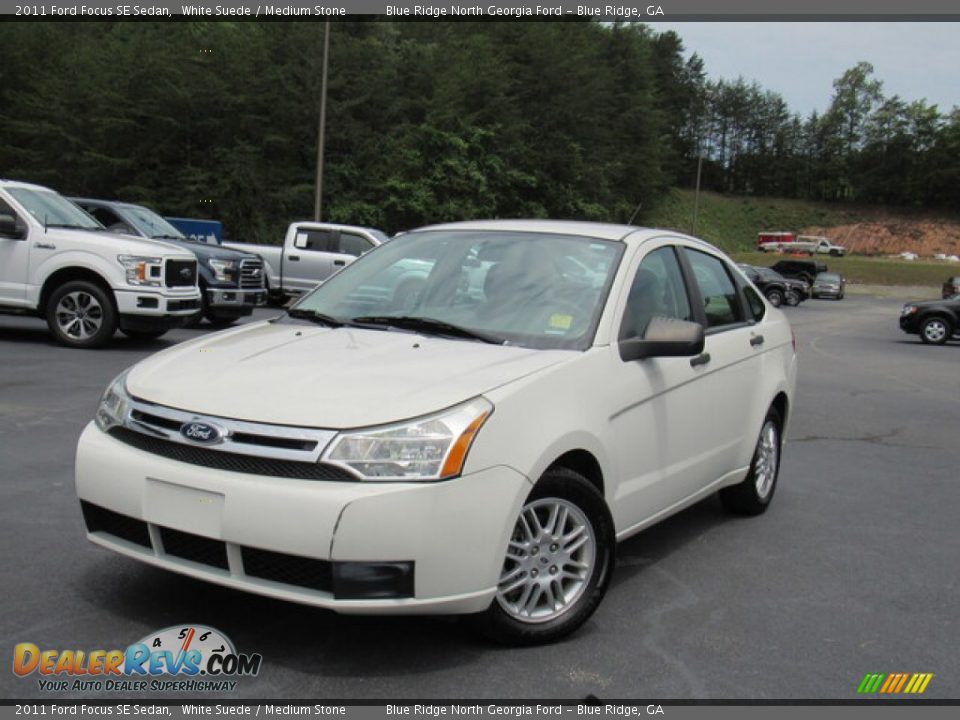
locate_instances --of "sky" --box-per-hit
[646,22,960,117]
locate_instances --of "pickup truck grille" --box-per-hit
[165,259,197,287]
[239,258,265,289]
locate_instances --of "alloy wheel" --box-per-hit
[56,291,104,340]
[754,420,779,499]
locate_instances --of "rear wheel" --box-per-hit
[719,407,782,516]
[46,280,117,348]
[472,468,615,646]
[920,316,951,345]
[765,288,784,307]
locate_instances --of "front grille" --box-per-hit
[239,258,265,289]
[81,501,151,548]
[160,527,229,570]
[165,259,197,287]
[107,426,357,481]
[242,547,333,591]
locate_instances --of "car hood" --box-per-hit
[126,320,574,428]
[159,239,256,262]
[906,298,960,309]
[49,229,193,258]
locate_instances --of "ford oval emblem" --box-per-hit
[180,267,193,279]
[180,421,224,445]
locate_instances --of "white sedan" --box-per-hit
[76,220,796,645]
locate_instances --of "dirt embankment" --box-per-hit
[802,220,960,257]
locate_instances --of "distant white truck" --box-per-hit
[0,180,201,348]
[756,231,847,257]
[224,221,389,304]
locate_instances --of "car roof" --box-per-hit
[0,179,55,192]
[409,219,723,249]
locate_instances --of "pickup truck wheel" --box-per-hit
[785,290,800,307]
[471,468,615,646]
[46,281,117,348]
[765,288,784,307]
[719,407,782,516]
[205,313,237,328]
[920,316,951,345]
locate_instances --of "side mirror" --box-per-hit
[619,317,705,361]
[0,213,27,240]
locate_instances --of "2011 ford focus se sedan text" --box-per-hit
[76,220,797,644]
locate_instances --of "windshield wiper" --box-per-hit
[152,234,184,240]
[46,223,102,230]
[350,315,505,345]
[286,308,346,328]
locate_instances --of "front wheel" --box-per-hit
[46,280,117,348]
[472,468,615,646]
[785,290,800,307]
[920,316,951,345]
[719,407,782,516]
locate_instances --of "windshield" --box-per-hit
[817,273,841,282]
[7,188,102,230]
[123,205,186,240]
[758,268,785,280]
[290,229,624,350]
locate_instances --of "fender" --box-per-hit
[28,249,124,309]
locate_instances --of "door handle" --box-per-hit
[689,352,711,368]
[750,334,765,347]
[33,242,56,250]
[288,255,300,262]
[333,259,346,267]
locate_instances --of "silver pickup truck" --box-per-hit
[224,221,389,304]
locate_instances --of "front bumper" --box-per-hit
[114,288,202,316]
[206,288,266,309]
[75,423,531,614]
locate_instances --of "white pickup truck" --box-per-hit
[224,221,389,304]
[0,180,202,348]
[756,232,847,257]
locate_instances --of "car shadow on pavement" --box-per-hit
[72,556,487,679]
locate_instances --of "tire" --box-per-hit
[472,467,615,646]
[719,407,782,516]
[920,316,951,345]
[121,329,168,340]
[204,310,238,328]
[785,290,800,307]
[45,280,117,349]
[765,288,784,307]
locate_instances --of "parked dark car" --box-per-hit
[900,297,960,344]
[812,271,846,300]
[71,198,266,326]
[770,259,828,286]
[738,264,809,307]
[942,276,960,299]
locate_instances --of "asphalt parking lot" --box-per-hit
[1,296,957,700]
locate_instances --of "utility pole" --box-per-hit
[313,21,331,222]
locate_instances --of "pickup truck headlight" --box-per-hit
[118,255,163,287]
[901,305,919,316]
[95,370,132,432]
[322,398,493,481]
[207,258,236,282]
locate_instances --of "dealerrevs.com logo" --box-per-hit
[13,625,262,693]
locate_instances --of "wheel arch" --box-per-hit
[39,267,117,314]
[545,449,604,497]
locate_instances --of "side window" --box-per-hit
[0,197,16,222]
[338,233,373,258]
[89,207,123,229]
[619,246,693,340]
[293,229,335,252]
[743,285,766,322]
[684,249,745,330]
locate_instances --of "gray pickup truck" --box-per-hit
[224,221,389,305]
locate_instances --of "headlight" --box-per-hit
[901,305,919,316]
[95,370,132,432]
[118,255,163,287]
[207,258,236,282]
[322,398,493,481]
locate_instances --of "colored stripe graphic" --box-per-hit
[858,672,933,694]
